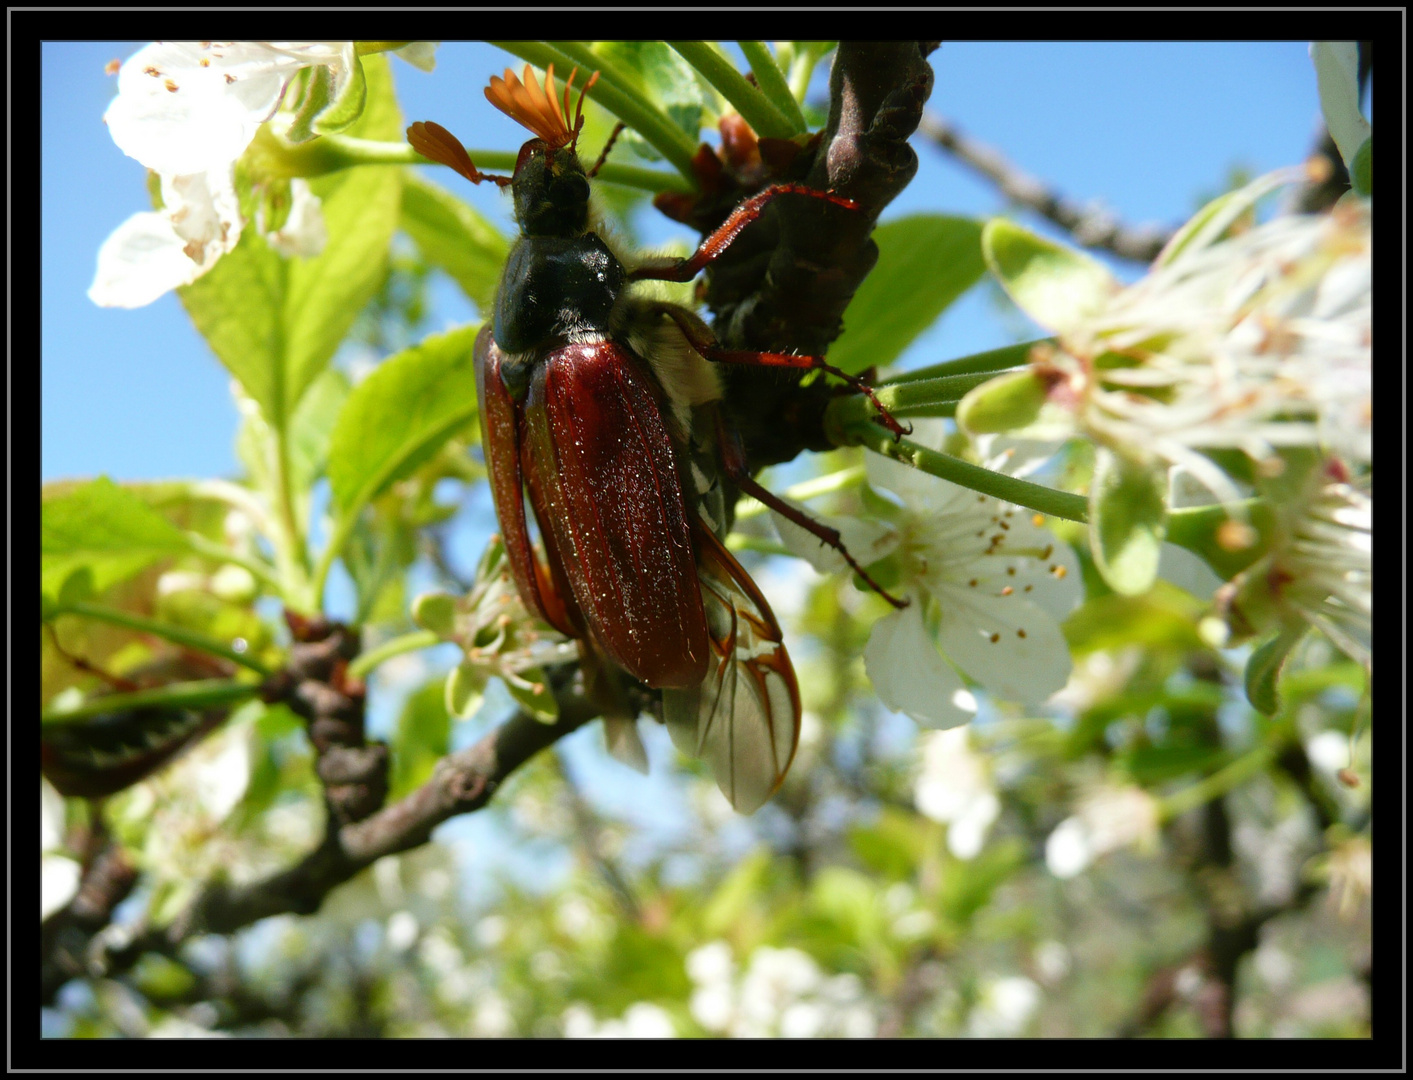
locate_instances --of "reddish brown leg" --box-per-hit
[713,412,909,610]
[630,184,860,284]
[587,122,626,179]
[652,304,910,440]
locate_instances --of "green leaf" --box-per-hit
[504,667,558,724]
[1089,448,1167,596]
[982,218,1116,335]
[937,838,1026,927]
[849,807,929,881]
[1063,581,1206,656]
[831,215,986,376]
[179,231,286,426]
[809,866,881,948]
[1245,625,1307,716]
[592,42,709,158]
[391,680,451,800]
[288,366,351,497]
[179,55,402,434]
[283,55,403,404]
[1121,743,1225,785]
[701,849,772,937]
[399,174,509,314]
[325,323,482,518]
[42,478,193,601]
[1350,137,1371,197]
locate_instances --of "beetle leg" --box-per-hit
[713,411,910,611]
[586,122,626,178]
[629,184,860,284]
[649,303,911,440]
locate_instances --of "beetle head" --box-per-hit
[486,64,599,236]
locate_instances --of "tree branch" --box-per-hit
[703,41,939,472]
[916,111,1174,264]
[44,678,598,1003]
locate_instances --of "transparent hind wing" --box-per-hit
[664,524,801,814]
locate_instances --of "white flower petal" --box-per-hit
[42,778,66,853]
[88,210,208,308]
[770,499,896,575]
[187,723,253,823]
[1045,816,1092,878]
[393,41,440,72]
[935,590,1072,705]
[90,168,243,308]
[163,169,243,257]
[264,178,327,258]
[105,42,299,175]
[864,605,972,728]
[947,791,999,859]
[42,855,82,920]
[865,451,974,515]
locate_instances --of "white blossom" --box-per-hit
[90,41,370,307]
[1026,171,1371,492]
[685,942,878,1037]
[1218,465,1371,668]
[1045,784,1160,878]
[966,975,1041,1037]
[42,778,81,920]
[773,429,1078,728]
[913,727,1001,859]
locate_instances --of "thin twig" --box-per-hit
[916,111,1174,264]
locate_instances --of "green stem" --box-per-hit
[491,41,701,180]
[737,42,807,133]
[183,532,282,591]
[668,41,797,139]
[347,629,443,681]
[190,478,276,538]
[43,679,260,726]
[835,372,1024,427]
[785,41,835,102]
[881,339,1052,385]
[1157,744,1276,822]
[310,514,357,618]
[734,465,866,520]
[726,535,794,558]
[270,422,314,613]
[45,602,274,677]
[844,424,1090,524]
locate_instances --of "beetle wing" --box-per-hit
[663,522,801,814]
[524,341,709,689]
[474,325,578,638]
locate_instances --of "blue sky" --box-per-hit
[43,41,1324,486]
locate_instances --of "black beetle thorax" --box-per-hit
[493,233,626,356]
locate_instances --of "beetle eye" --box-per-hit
[514,141,541,176]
